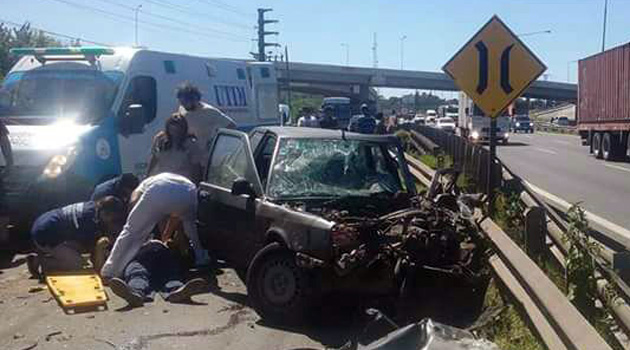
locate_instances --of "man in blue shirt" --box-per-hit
[348,104,377,134]
[91,173,139,204]
[29,196,126,274]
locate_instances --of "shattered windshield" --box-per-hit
[267,138,407,199]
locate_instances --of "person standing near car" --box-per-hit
[100,173,210,280]
[176,82,235,158]
[148,114,203,183]
[318,105,338,129]
[348,103,377,134]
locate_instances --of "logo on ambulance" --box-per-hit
[96,138,111,160]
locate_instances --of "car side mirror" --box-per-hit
[119,104,145,136]
[231,178,256,198]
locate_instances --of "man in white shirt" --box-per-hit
[176,82,236,162]
[100,173,209,279]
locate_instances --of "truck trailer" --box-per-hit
[578,42,630,161]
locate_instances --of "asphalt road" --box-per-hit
[497,131,630,230]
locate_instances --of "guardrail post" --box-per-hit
[525,206,547,261]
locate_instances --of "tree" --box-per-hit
[0,22,61,79]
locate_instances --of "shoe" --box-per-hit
[109,278,144,307]
[166,278,207,303]
[26,254,41,279]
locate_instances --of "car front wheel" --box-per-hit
[246,243,314,324]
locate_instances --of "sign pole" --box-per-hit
[488,118,497,215]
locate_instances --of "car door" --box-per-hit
[197,129,263,266]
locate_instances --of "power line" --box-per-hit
[195,0,251,18]
[145,0,250,30]
[0,18,113,46]
[93,0,249,40]
[45,0,250,42]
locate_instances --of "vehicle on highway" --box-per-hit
[578,42,630,161]
[0,46,280,260]
[438,104,459,120]
[197,126,483,323]
[425,109,437,124]
[412,115,426,127]
[321,97,352,129]
[458,92,510,144]
[553,116,570,127]
[511,115,534,133]
[435,117,456,133]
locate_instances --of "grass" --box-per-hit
[478,280,544,350]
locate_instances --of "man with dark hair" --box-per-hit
[28,196,126,275]
[319,105,338,129]
[174,82,235,163]
[91,173,140,204]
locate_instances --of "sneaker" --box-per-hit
[26,254,41,279]
[165,278,207,303]
[109,278,144,307]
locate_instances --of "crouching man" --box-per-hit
[28,196,126,275]
[100,172,210,280]
[108,240,207,307]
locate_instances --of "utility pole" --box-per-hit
[256,8,279,62]
[372,32,378,69]
[341,43,349,65]
[134,4,142,47]
[601,0,608,52]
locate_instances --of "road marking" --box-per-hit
[525,181,630,244]
[604,163,630,174]
[553,140,571,146]
[534,147,557,155]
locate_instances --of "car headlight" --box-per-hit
[504,133,510,138]
[516,122,520,127]
[471,131,480,139]
[43,147,78,179]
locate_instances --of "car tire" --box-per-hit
[626,134,630,160]
[0,250,15,268]
[602,132,614,161]
[502,138,508,145]
[592,132,603,159]
[246,243,314,324]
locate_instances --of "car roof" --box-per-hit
[251,126,401,143]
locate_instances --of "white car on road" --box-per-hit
[435,117,456,133]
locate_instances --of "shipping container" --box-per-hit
[577,42,630,160]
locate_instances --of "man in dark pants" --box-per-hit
[108,240,207,307]
[28,197,126,276]
[91,173,139,204]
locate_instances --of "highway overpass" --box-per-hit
[274,61,577,103]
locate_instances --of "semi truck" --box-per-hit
[0,46,280,261]
[458,92,510,144]
[578,42,630,161]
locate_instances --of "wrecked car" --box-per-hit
[197,127,484,323]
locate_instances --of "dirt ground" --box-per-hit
[0,256,485,350]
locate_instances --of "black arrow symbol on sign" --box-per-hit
[500,44,514,94]
[475,41,488,94]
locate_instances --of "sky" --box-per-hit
[2,0,630,97]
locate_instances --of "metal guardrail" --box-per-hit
[533,121,578,134]
[405,153,614,350]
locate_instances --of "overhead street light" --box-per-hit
[400,35,407,70]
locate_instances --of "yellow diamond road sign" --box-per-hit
[443,15,546,118]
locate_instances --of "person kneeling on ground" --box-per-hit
[108,240,207,307]
[28,196,126,276]
[91,173,140,205]
[100,172,210,280]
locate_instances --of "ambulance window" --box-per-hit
[237,68,246,80]
[260,67,270,78]
[119,76,157,124]
[206,63,217,77]
[163,60,176,74]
